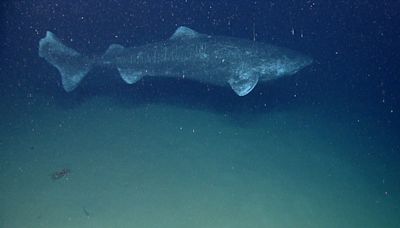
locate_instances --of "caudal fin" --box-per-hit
[39,31,93,92]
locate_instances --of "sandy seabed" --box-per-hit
[0,94,399,228]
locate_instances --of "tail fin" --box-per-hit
[39,31,93,92]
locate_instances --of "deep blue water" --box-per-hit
[1,0,398,106]
[1,1,400,227]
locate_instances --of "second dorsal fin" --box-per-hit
[103,44,124,58]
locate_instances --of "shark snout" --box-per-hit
[303,55,313,67]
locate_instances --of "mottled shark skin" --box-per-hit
[39,26,312,96]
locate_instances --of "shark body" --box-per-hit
[39,26,312,96]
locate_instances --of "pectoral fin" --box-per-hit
[228,73,259,96]
[117,68,143,84]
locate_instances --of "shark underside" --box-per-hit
[39,26,312,96]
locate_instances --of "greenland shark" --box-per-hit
[39,26,312,96]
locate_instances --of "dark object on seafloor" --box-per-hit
[83,207,91,218]
[51,168,71,180]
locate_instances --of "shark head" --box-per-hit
[278,53,313,76]
[229,49,312,96]
[257,50,313,81]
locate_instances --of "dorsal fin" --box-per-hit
[104,44,124,57]
[170,26,201,40]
